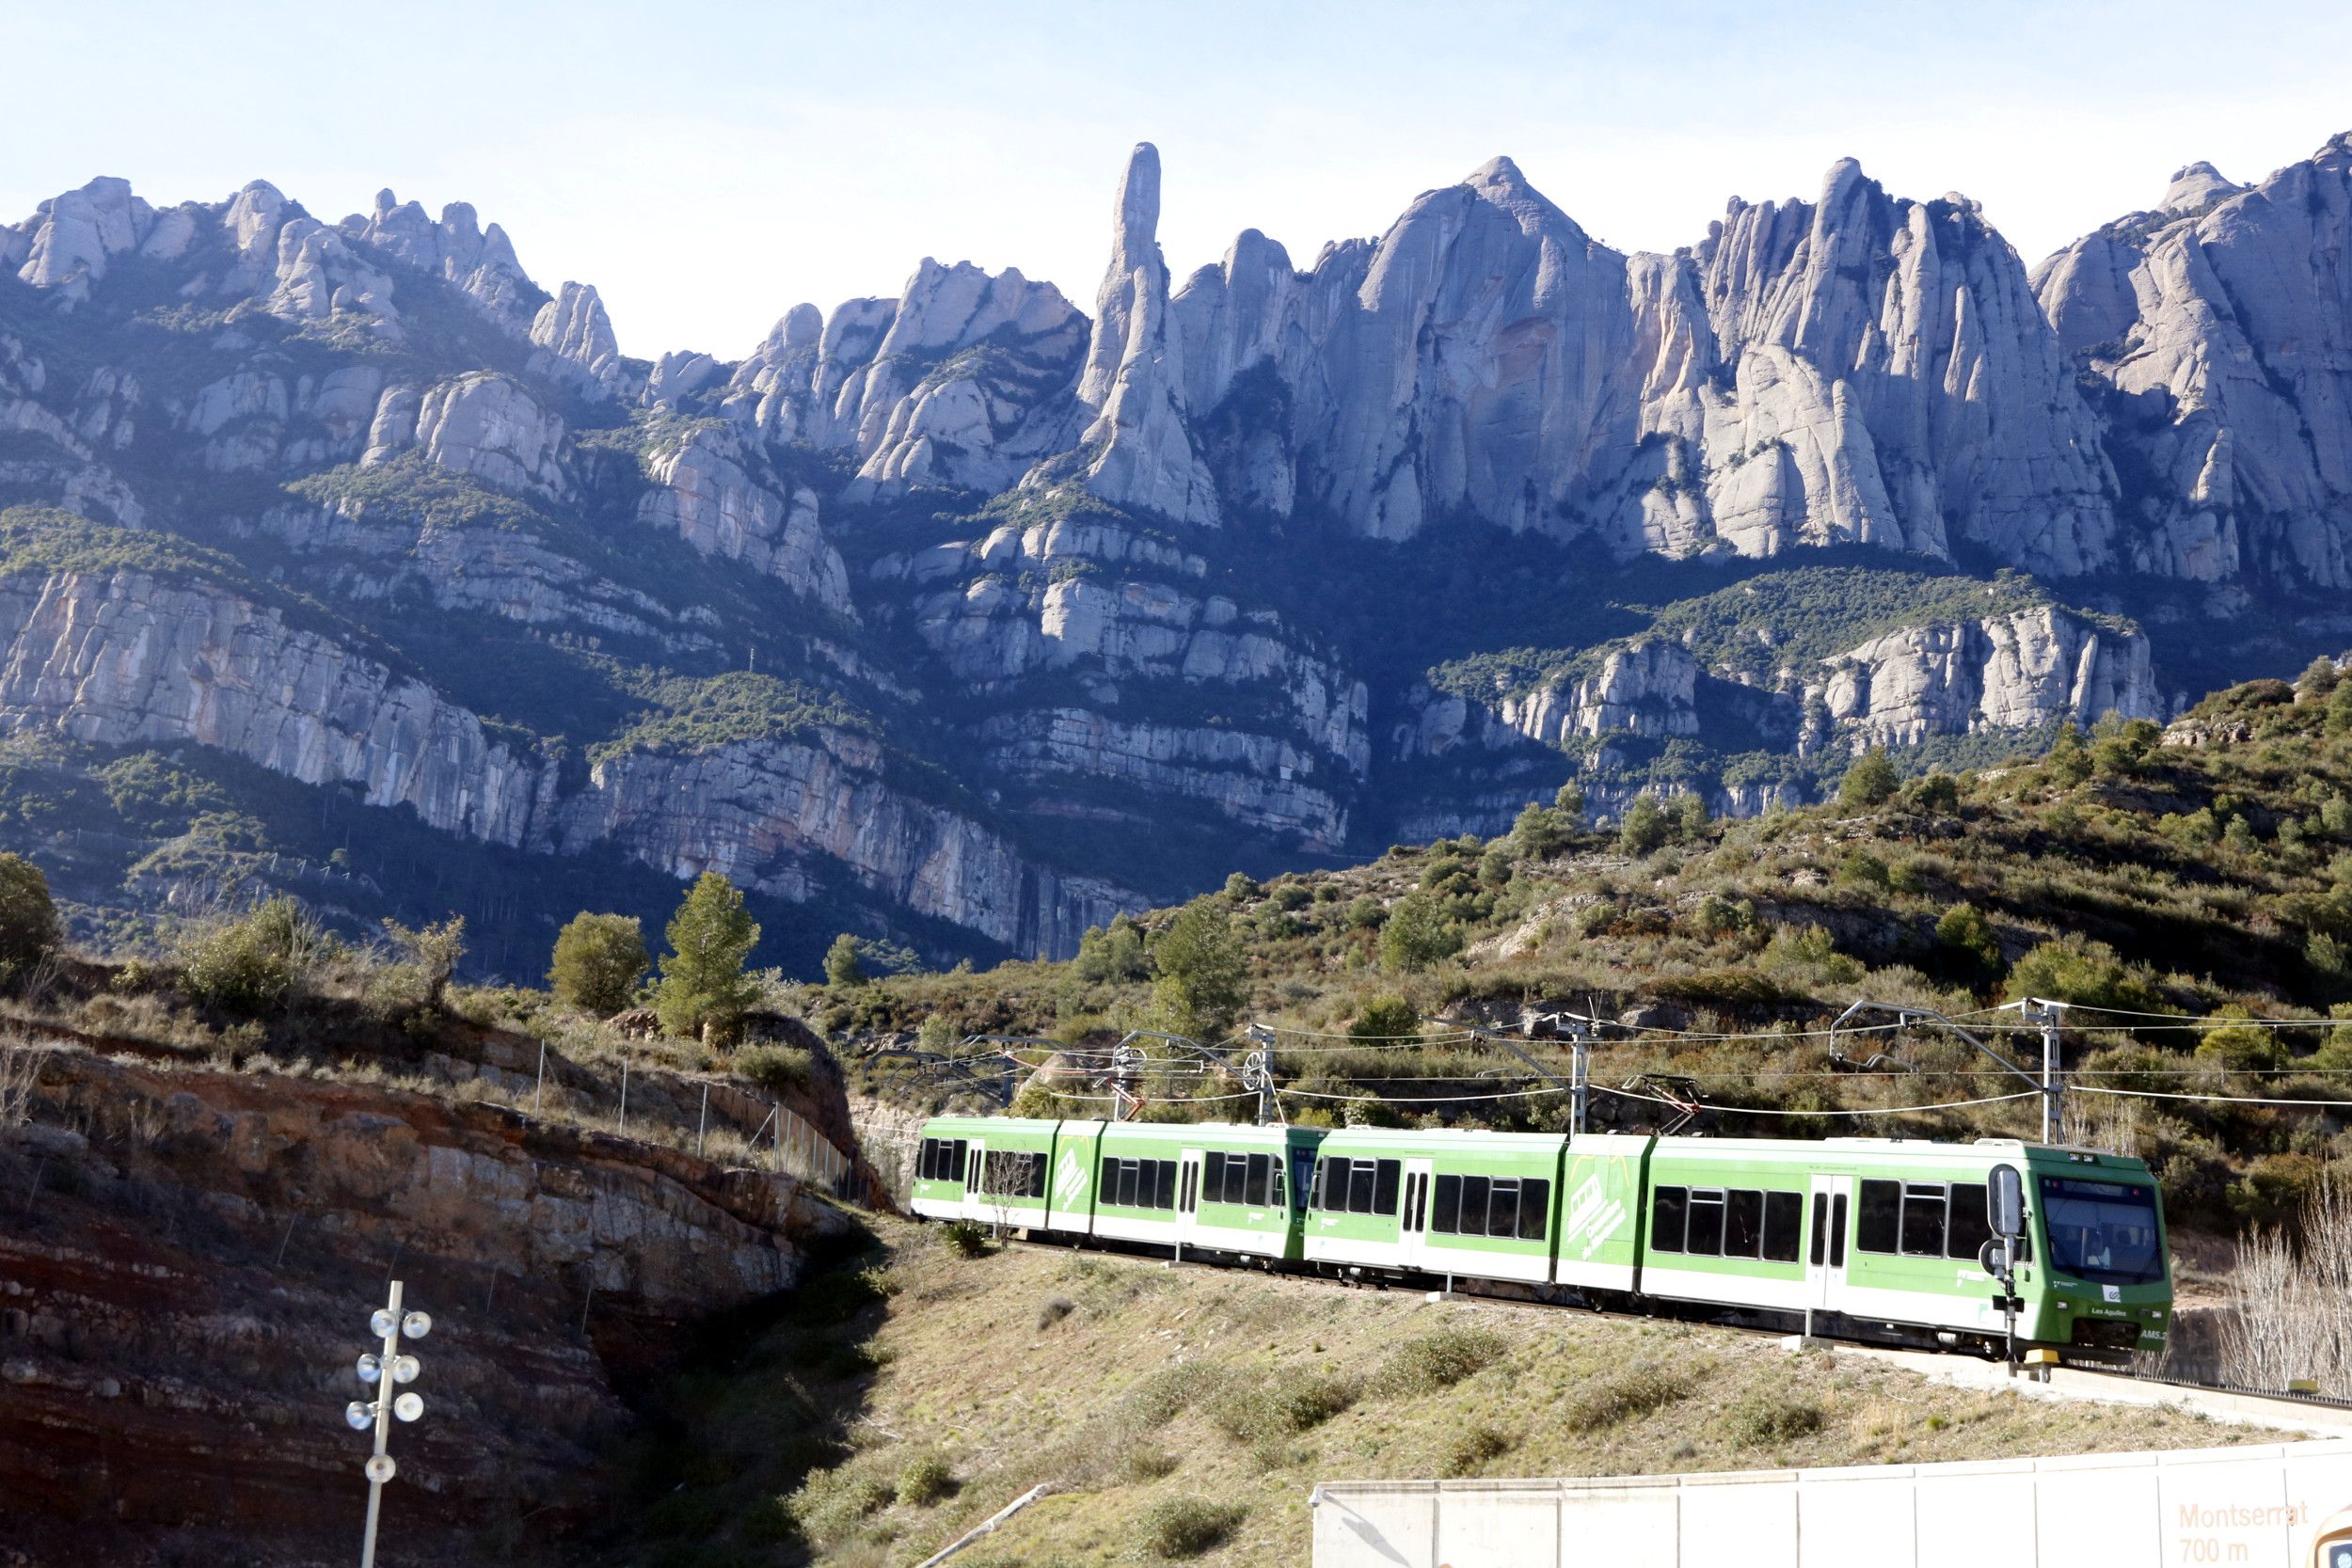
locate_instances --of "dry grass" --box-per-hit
[655,1218,2250,1568]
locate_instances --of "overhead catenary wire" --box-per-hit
[1591,1085,2044,1117]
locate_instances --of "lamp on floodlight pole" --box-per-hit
[343,1279,432,1568]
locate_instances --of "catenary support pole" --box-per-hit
[1570,1027,1590,1137]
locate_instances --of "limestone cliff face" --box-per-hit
[2035,133,2352,587]
[1817,606,2159,745]
[555,729,1135,955]
[871,502,1369,847]
[0,569,548,845]
[726,257,1088,499]
[1400,607,2156,764]
[636,423,854,613]
[1626,163,2117,574]
[0,568,1137,954]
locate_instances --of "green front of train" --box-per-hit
[907,1117,2170,1362]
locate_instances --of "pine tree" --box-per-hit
[656,873,761,1043]
[825,933,866,988]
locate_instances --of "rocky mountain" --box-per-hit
[0,135,2347,976]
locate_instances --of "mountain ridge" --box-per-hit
[2,132,2348,976]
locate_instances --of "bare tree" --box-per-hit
[2217,1175,2352,1394]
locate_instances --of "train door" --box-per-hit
[962,1138,987,1223]
[1805,1173,1850,1322]
[1396,1159,1434,1272]
[1174,1149,1204,1260]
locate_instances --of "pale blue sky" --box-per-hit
[8,1,2350,359]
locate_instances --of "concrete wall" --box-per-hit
[1311,1439,2352,1567]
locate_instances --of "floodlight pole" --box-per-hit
[359,1280,402,1568]
[346,1279,432,1568]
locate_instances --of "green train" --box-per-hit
[909,1115,2171,1361]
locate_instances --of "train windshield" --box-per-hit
[2037,1176,2164,1286]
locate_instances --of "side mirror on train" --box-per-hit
[1989,1164,2025,1240]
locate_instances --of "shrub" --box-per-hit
[738,1042,815,1094]
[1137,1497,1246,1560]
[1350,994,1421,1042]
[1839,747,1899,809]
[1073,914,1151,982]
[1511,800,1572,860]
[1727,1389,1826,1446]
[1911,772,1963,813]
[940,1220,990,1258]
[1036,1294,1076,1330]
[1618,794,1669,856]
[2194,1009,2279,1072]
[1211,1370,1355,1439]
[1224,871,1263,902]
[1935,902,2003,974]
[824,933,866,988]
[1379,895,1462,974]
[179,896,327,1014]
[895,1451,953,1507]
[1440,1424,1517,1476]
[786,1463,895,1547]
[1344,896,1387,930]
[1836,849,1890,890]
[382,915,465,1009]
[1562,1361,1692,1431]
[2007,934,2164,1014]
[548,911,648,1015]
[0,853,59,985]
[1375,1328,1507,1396]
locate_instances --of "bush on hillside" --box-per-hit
[1379,895,1461,974]
[548,911,648,1015]
[1137,1497,1246,1560]
[179,896,330,1014]
[738,1042,816,1095]
[0,853,59,987]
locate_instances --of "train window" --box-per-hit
[1430,1173,1462,1232]
[1201,1151,1223,1200]
[1857,1180,1901,1253]
[1247,1153,1273,1207]
[1459,1176,1491,1236]
[1292,1151,1315,1212]
[1310,1158,1329,1211]
[1831,1193,1848,1266]
[1809,1193,1827,1265]
[1488,1180,1521,1240]
[1725,1190,1764,1258]
[1652,1186,1689,1253]
[1375,1160,1401,1216]
[1686,1189,1726,1256]
[1152,1159,1177,1210]
[1763,1191,1803,1262]
[1947,1182,1992,1260]
[917,1138,936,1180]
[1119,1159,1141,1209]
[1900,1183,1948,1258]
[980,1149,1043,1198]
[1269,1159,1287,1210]
[1518,1179,1549,1241]
[1347,1160,1377,1214]
[958,1142,973,1185]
